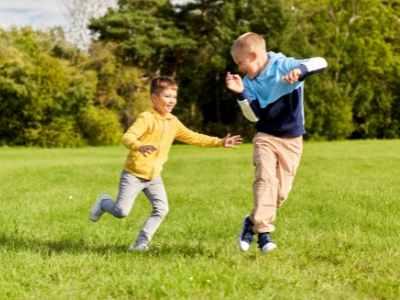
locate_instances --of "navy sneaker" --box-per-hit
[238,215,256,252]
[258,232,277,255]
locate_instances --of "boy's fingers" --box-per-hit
[283,75,293,84]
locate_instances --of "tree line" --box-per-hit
[1,0,399,147]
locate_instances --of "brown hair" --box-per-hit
[231,32,266,55]
[150,77,178,96]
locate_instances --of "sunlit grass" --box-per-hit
[1,140,400,299]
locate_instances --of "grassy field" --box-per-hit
[0,140,400,299]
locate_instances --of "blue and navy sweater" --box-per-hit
[237,52,327,138]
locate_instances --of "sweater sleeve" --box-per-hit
[298,57,328,81]
[121,114,147,151]
[237,89,260,122]
[175,120,223,147]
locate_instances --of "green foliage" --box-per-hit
[89,0,194,77]
[88,0,400,141]
[0,29,94,147]
[0,27,149,147]
[85,42,151,131]
[295,0,400,139]
[2,0,400,144]
[304,73,354,140]
[79,106,123,145]
[26,116,84,147]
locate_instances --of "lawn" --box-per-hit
[0,140,400,299]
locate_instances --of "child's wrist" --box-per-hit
[298,65,307,76]
[237,89,250,101]
[135,141,144,151]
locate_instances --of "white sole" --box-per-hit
[238,215,251,252]
[129,244,149,252]
[261,242,277,255]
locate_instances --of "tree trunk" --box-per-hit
[216,73,221,124]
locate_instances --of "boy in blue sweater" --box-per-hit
[226,32,327,254]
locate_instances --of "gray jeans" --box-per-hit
[101,171,169,243]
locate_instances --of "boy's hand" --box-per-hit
[226,72,244,93]
[222,134,242,149]
[139,145,157,157]
[281,68,302,84]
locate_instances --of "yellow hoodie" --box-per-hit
[122,108,223,180]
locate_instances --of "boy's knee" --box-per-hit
[155,205,169,218]
[114,209,129,218]
[160,206,169,218]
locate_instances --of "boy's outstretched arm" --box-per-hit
[175,121,242,149]
[281,57,328,84]
[226,72,260,123]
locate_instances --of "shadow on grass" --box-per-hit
[0,233,233,259]
[0,233,127,256]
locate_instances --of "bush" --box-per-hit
[79,106,123,146]
[24,116,83,147]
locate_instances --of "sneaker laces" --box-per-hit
[257,232,273,249]
[242,222,255,243]
[243,232,255,244]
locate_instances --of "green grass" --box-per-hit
[1,140,400,299]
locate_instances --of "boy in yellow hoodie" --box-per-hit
[90,77,242,251]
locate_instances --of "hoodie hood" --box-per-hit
[261,52,286,76]
[146,107,175,120]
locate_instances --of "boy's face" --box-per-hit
[151,87,177,116]
[232,51,259,80]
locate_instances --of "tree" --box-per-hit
[90,0,320,140]
[89,0,197,78]
[0,27,149,147]
[294,0,400,139]
[62,0,118,49]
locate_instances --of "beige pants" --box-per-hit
[250,132,303,233]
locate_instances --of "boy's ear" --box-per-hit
[251,51,258,61]
[150,94,158,104]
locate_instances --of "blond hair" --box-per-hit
[150,77,178,96]
[231,32,266,56]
